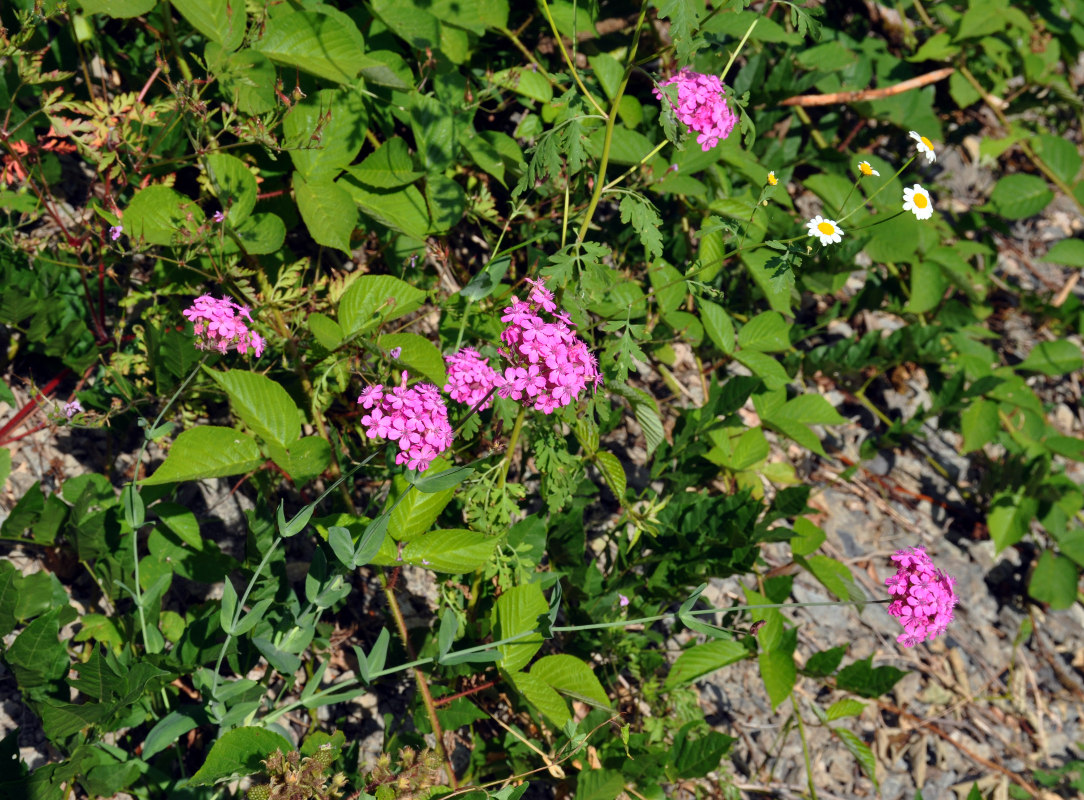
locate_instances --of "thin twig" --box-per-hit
[780,67,954,106]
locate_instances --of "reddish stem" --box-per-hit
[0,369,70,445]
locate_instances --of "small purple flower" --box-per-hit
[109,225,123,241]
[668,163,679,173]
[619,594,629,607]
[212,210,226,223]
[63,399,83,419]
[389,347,402,359]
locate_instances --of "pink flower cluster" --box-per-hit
[497,278,601,415]
[653,69,738,151]
[885,546,958,647]
[358,372,453,472]
[182,295,265,357]
[444,347,501,411]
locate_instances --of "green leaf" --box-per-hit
[669,722,734,779]
[371,0,441,49]
[738,311,791,352]
[344,138,422,189]
[1033,134,1082,186]
[835,656,907,699]
[634,398,665,456]
[802,645,847,677]
[530,654,610,708]
[255,9,368,84]
[124,185,205,246]
[234,213,286,255]
[278,437,332,484]
[0,562,20,637]
[342,177,431,240]
[1018,340,1084,376]
[1027,551,1078,610]
[206,368,301,448]
[426,175,467,234]
[594,451,626,500]
[801,555,865,605]
[77,0,155,18]
[987,173,1054,220]
[960,399,999,453]
[338,275,426,337]
[425,0,508,32]
[388,466,455,542]
[823,693,867,719]
[699,299,735,355]
[652,0,703,63]
[833,727,879,789]
[143,707,209,760]
[39,702,108,739]
[188,727,293,786]
[741,247,794,314]
[665,639,748,690]
[294,174,356,256]
[308,313,344,350]
[619,194,664,260]
[758,627,798,709]
[905,260,948,314]
[400,528,497,573]
[509,670,569,727]
[143,426,264,485]
[496,582,548,672]
[7,608,66,689]
[491,67,552,103]
[204,154,256,225]
[216,47,277,114]
[173,0,246,51]
[988,490,1039,552]
[283,88,368,181]
[790,518,825,557]
[735,350,789,391]
[1042,238,1084,267]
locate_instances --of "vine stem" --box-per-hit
[496,406,527,490]
[574,3,650,245]
[379,569,459,789]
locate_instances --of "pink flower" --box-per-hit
[357,371,453,472]
[63,399,83,419]
[653,69,738,152]
[496,277,601,415]
[444,347,502,411]
[619,594,630,607]
[182,294,265,358]
[109,225,123,241]
[884,546,958,647]
[212,210,226,223]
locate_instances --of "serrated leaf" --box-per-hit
[509,670,569,726]
[530,654,610,709]
[255,9,368,84]
[143,427,263,485]
[699,299,735,355]
[738,311,791,352]
[344,137,422,188]
[594,451,626,500]
[125,185,205,246]
[1018,340,1084,376]
[987,173,1053,220]
[338,275,426,337]
[205,152,257,224]
[174,0,246,50]
[206,368,302,448]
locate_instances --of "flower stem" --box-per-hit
[538,0,607,117]
[497,406,527,489]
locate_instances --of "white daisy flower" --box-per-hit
[857,161,880,177]
[909,130,937,163]
[902,183,934,220]
[806,215,844,246]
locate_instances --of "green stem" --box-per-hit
[129,356,206,650]
[792,695,819,800]
[720,17,758,83]
[793,106,829,150]
[497,406,527,489]
[161,1,194,83]
[839,156,916,223]
[600,139,668,193]
[538,0,608,117]
[575,3,650,244]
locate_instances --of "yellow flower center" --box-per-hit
[767,172,777,185]
[859,163,872,175]
[817,221,835,235]
[914,193,928,209]
[920,136,933,150]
